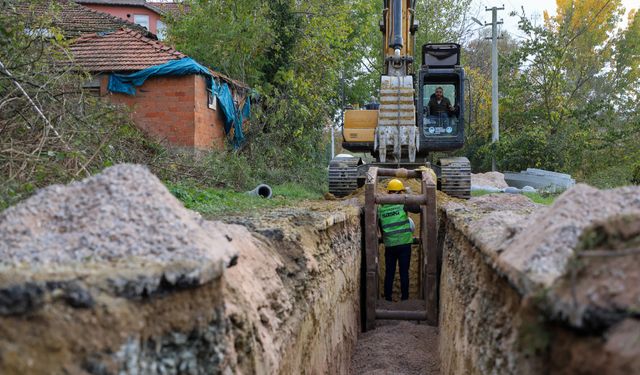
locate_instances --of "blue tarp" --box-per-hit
[108,57,248,148]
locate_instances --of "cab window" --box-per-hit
[422,84,459,136]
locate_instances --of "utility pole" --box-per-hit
[487,6,503,171]
[474,6,504,171]
[333,73,345,160]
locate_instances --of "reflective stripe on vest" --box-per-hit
[378,204,413,247]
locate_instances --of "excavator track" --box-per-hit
[439,157,471,199]
[328,156,361,197]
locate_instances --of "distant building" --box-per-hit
[17,0,153,38]
[17,1,249,150]
[70,29,249,149]
[74,0,188,39]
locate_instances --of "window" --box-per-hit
[133,14,150,30]
[156,20,166,40]
[207,90,217,110]
[422,83,459,136]
[82,75,102,96]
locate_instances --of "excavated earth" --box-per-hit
[0,165,362,374]
[437,185,640,374]
[1,165,639,375]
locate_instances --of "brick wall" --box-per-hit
[102,75,226,149]
[194,75,226,149]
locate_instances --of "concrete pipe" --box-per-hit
[246,184,273,199]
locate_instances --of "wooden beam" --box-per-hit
[364,167,379,331]
[375,309,428,321]
[376,168,421,178]
[375,193,427,205]
[423,170,438,326]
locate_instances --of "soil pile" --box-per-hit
[0,164,238,306]
[500,184,640,291]
[0,164,236,269]
[350,321,439,375]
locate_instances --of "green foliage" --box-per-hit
[414,0,474,45]
[166,0,270,84]
[523,192,558,206]
[168,0,378,174]
[464,2,640,187]
[0,2,164,196]
[166,181,322,218]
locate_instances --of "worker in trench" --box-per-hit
[378,179,419,301]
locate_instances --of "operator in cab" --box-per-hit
[428,86,455,116]
[378,179,420,301]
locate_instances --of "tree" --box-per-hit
[414,0,475,46]
[0,1,155,208]
[488,0,639,185]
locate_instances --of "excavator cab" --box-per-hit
[417,43,466,152]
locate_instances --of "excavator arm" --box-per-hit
[376,0,419,163]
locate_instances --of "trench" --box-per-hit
[2,170,639,374]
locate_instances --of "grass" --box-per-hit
[166,181,323,218]
[472,189,559,206]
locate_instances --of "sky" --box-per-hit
[470,0,638,38]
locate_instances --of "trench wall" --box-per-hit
[0,188,363,374]
[437,191,640,375]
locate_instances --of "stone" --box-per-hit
[471,172,509,189]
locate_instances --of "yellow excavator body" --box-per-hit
[343,110,377,143]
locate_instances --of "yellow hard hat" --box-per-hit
[387,179,404,192]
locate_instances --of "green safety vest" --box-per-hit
[378,204,413,247]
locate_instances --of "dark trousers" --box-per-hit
[384,243,411,301]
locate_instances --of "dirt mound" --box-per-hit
[500,184,640,291]
[0,164,237,302]
[549,211,640,331]
[0,164,235,268]
[472,171,508,189]
[350,321,440,375]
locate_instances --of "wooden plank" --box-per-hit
[375,309,428,321]
[375,194,427,205]
[376,168,421,178]
[420,174,428,303]
[364,167,378,331]
[423,170,438,326]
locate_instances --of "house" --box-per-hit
[74,0,188,38]
[17,0,153,38]
[70,28,249,149]
[17,0,249,150]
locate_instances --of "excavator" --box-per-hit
[328,0,471,199]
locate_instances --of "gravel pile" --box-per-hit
[0,164,237,272]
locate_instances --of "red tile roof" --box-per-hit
[69,28,249,89]
[14,0,153,38]
[147,2,190,17]
[71,29,185,72]
[75,0,165,15]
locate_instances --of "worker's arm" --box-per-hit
[404,204,421,214]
